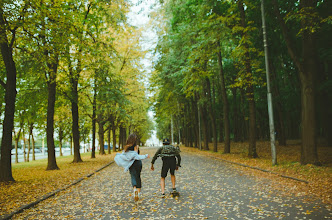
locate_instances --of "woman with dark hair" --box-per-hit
[114,133,149,201]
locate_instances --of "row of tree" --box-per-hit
[0,0,153,182]
[152,0,331,165]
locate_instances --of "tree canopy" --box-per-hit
[0,0,153,182]
[151,0,331,164]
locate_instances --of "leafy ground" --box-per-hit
[13,148,331,219]
[182,141,332,208]
[0,152,115,216]
[1,141,331,217]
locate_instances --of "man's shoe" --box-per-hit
[161,193,165,198]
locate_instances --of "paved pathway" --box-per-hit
[14,148,331,219]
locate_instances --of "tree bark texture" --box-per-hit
[27,129,31,162]
[31,132,35,161]
[240,89,248,142]
[29,123,36,160]
[91,84,97,158]
[119,126,123,151]
[14,135,19,164]
[300,0,319,164]
[0,6,17,182]
[273,0,320,164]
[14,129,21,164]
[269,61,286,145]
[200,102,209,150]
[98,116,105,155]
[238,0,258,158]
[70,136,73,155]
[231,88,240,142]
[46,62,59,170]
[123,127,127,148]
[112,121,117,153]
[23,129,26,162]
[205,77,218,152]
[59,127,63,157]
[191,99,199,148]
[217,42,231,153]
[71,74,83,162]
[107,127,111,154]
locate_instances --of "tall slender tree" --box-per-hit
[0,2,21,181]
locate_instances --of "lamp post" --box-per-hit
[261,0,277,165]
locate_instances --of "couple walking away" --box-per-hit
[114,133,181,201]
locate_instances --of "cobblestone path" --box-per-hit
[14,148,331,219]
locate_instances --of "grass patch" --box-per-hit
[0,152,115,216]
[182,141,332,207]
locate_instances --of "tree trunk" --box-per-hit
[217,42,231,153]
[107,126,111,154]
[98,118,105,155]
[70,136,73,155]
[272,0,320,164]
[23,129,26,162]
[59,127,63,157]
[238,1,257,158]
[112,120,117,152]
[231,88,240,142]
[69,3,91,163]
[240,89,247,142]
[191,99,199,148]
[27,129,31,162]
[219,117,224,143]
[32,132,35,161]
[247,89,258,158]
[270,58,286,146]
[200,103,209,151]
[14,133,19,164]
[300,1,319,164]
[205,77,218,152]
[91,83,96,158]
[0,5,17,182]
[317,52,332,146]
[13,129,21,164]
[29,123,36,160]
[119,126,122,151]
[123,127,127,148]
[300,74,319,164]
[318,87,332,146]
[71,75,82,163]
[46,63,59,170]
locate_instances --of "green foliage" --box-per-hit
[151,0,331,146]
[0,0,153,154]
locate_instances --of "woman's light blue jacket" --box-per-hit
[114,151,148,172]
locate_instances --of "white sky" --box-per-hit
[127,0,160,145]
[127,0,159,71]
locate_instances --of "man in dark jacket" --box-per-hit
[151,138,181,197]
